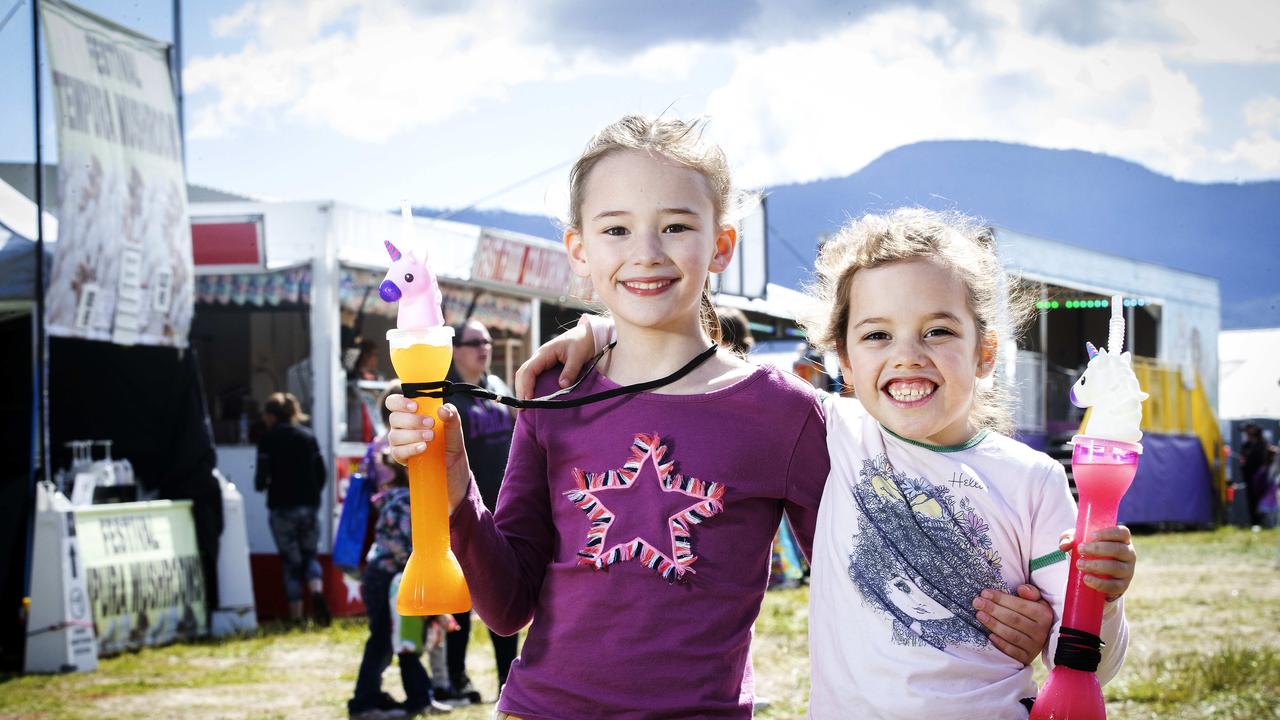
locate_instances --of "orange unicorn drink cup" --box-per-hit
[379,203,471,615]
[386,327,471,615]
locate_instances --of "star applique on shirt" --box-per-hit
[565,433,726,581]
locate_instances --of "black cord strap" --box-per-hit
[1052,626,1104,672]
[402,342,719,410]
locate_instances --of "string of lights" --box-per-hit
[1035,297,1153,310]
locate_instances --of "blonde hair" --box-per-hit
[567,114,733,344]
[800,208,1035,435]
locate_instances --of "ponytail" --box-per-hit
[700,282,721,345]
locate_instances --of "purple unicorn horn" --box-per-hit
[384,239,402,261]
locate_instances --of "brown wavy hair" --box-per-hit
[800,208,1035,435]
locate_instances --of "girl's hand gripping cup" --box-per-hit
[1032,296,1147,720]
[379,203,471,616]
[1031,437,1139,719]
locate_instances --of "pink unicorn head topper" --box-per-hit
[380,202,444,330]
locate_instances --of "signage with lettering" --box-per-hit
[471,231,595,301]
[74,501,208,655]
[40,0,194,347]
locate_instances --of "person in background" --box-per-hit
[716,306,754,357]
[255,391,330,626]
[1240,424,1271,527]
[346,339,386,443]
[440,320,518,705]
[352,339,385,382]
[348,454,454,719]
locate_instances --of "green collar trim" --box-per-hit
[882,426,990,453]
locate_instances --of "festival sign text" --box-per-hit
[40,0,193,347]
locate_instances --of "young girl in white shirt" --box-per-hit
[802,208,1134,719]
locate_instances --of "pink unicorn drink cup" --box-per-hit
[380,205,471,616]
[1033,296,1146,720]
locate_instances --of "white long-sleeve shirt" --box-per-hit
[810,397,1128,719]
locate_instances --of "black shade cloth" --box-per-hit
[48,337,224,617]
[0,315,34,670]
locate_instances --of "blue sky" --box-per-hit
[3,0,1278,216]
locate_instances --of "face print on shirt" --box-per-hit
[885,573,956,621]
[847,454,1007,651]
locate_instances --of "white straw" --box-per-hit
[400,199,414,249]
[1107,294,1125,354]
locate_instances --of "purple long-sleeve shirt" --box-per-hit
[450,364,829,719]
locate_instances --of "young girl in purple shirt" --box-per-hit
[384,115,1053,719]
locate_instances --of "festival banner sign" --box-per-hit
[74,501,208,655]
[40,0,193,347]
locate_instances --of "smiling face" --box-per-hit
[564,149,736,339]
[840,257,996,447]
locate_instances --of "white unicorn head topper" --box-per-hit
[1069,294,1149,444]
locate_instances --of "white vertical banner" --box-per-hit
[40,0,193,347]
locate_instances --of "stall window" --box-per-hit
[191,304,310,445]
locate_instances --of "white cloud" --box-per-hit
[210,2,258,38]
[705,6,1217,187]
[1219,95,1280,173]
[186,1,556,142]
[183,0,1276,187]
[1152,0,1280,64]
[1243,95,1280,130]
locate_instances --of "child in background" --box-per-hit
[803,209,1135,718]
[347,448,453,719]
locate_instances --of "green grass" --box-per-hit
[1106,645,1280,719]
[2,527,1278,719]
[0,619,382,720]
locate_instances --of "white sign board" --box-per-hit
[40,0,193,347]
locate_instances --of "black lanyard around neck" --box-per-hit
[401,342,719,410]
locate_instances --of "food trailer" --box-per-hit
[998,228,1223,527]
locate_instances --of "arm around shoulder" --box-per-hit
[781,389,831,560]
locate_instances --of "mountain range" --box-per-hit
[421,140,1280,330]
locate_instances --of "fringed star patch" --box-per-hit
[565,432,726,582]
